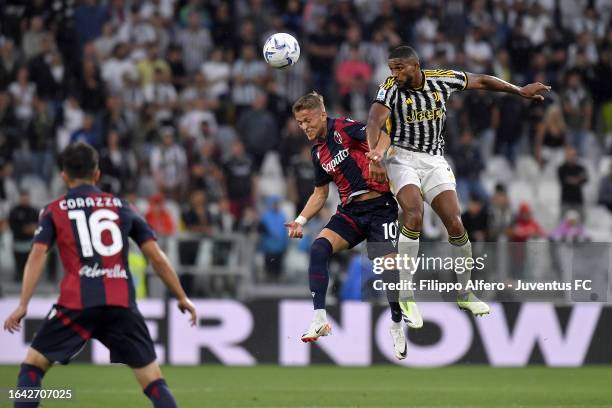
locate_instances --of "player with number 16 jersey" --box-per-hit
[4,142,197,408]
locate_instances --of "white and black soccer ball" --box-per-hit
[262,33,300,69]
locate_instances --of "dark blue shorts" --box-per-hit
[31,304,156,368]
[325,193,399,259]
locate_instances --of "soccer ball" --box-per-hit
[263,33,300,69]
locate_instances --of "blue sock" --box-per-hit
[309,238,332,310]
[143,378,178,408]
[382,269,403,323]
[15,363,45,408]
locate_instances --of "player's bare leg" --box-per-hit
[431,189,490,316]
[394,184,424,328]
[133,361,178,408]
[301,228,349,343]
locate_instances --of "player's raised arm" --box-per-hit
[3,243,48,333]
[140,240,197,326]
[286,184,329,239]
[465,72,551,101]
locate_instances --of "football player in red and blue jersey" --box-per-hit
[286,92,408,360]
[3,142,196,408]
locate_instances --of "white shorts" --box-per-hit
[384,146,456,204]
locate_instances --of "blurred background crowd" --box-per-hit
[0,0,610,299]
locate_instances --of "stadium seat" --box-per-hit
[585,205,612,237]
[19,175,50,208]
[515,155,540,181]
[484,156,514,184]
[258,151,287,198]
[598,156,612,176]
[508,180,535,209]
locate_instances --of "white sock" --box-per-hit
[398,229,420,300]
[391,320,402,330]
[314,309,327,321]
[450,236,472,294]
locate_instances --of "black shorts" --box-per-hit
[31,304,156,368]
[325,193,399,259]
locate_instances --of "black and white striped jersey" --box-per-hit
[374,70,468,155]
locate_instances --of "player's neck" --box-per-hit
[66,180,96,189]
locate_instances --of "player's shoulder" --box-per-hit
[379,76,397,90]
[423,69,466,80]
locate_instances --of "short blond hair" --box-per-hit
[292,91,325,113]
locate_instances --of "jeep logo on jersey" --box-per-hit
[321,148,349,173]
[334,131,343,145]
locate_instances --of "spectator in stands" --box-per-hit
[166,44,188,92]
[99,129,138,196]
[488,184,513,241]
[182,189,216,235]
[549,209,589,242]
[461,195,489,242]
[535,104,568,166]
[558,146,588,219]
[0,40,20,89]
[0,91,19,159]
[28,37,67,104]
[598,163,612,212]
[237,92,279,171]
[27,96,54,184]
[511,203,545,242]
[201,47,231,100]
[258,195,289,281]
[561,70,593,155]
[101,43,137,95]
[8,190,38,281]
[144,192,176,237]
[76,59,107,114]
[142,67,177,124]
[231,44,268,116]
[22,15,49,61]
[70,113,100,148]
[223,140,254,222]
[453,130,488,205]
[177,11,213,74]
[287,145,316,213]
[149,126,188,201]
[8,66,36,123]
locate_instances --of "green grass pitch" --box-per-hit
[1,365,611,407]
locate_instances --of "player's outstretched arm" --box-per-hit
[140,240,197,326]
[465,72,551,101]
[286,184,329,239]
[3,243,48,333]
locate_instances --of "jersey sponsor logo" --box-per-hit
[321,148,349,173]
[405,108,444,124]
[333,131,343,145]
[79,263,128,279]
[59,197,123,211]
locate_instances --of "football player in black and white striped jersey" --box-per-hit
[366,46,550,325]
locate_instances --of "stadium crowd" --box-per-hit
[0,0,610,288]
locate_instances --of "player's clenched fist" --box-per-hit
[285,221,304,239]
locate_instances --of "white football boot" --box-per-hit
[301,316,331,343]
[457,292,490,316]
[389,323,408,360]
[399,300,423,329]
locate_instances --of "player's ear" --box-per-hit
[60,171,69,184]
[93,169,101,184]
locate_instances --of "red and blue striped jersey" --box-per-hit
[312,117,390,206]
[33,184,156,310]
